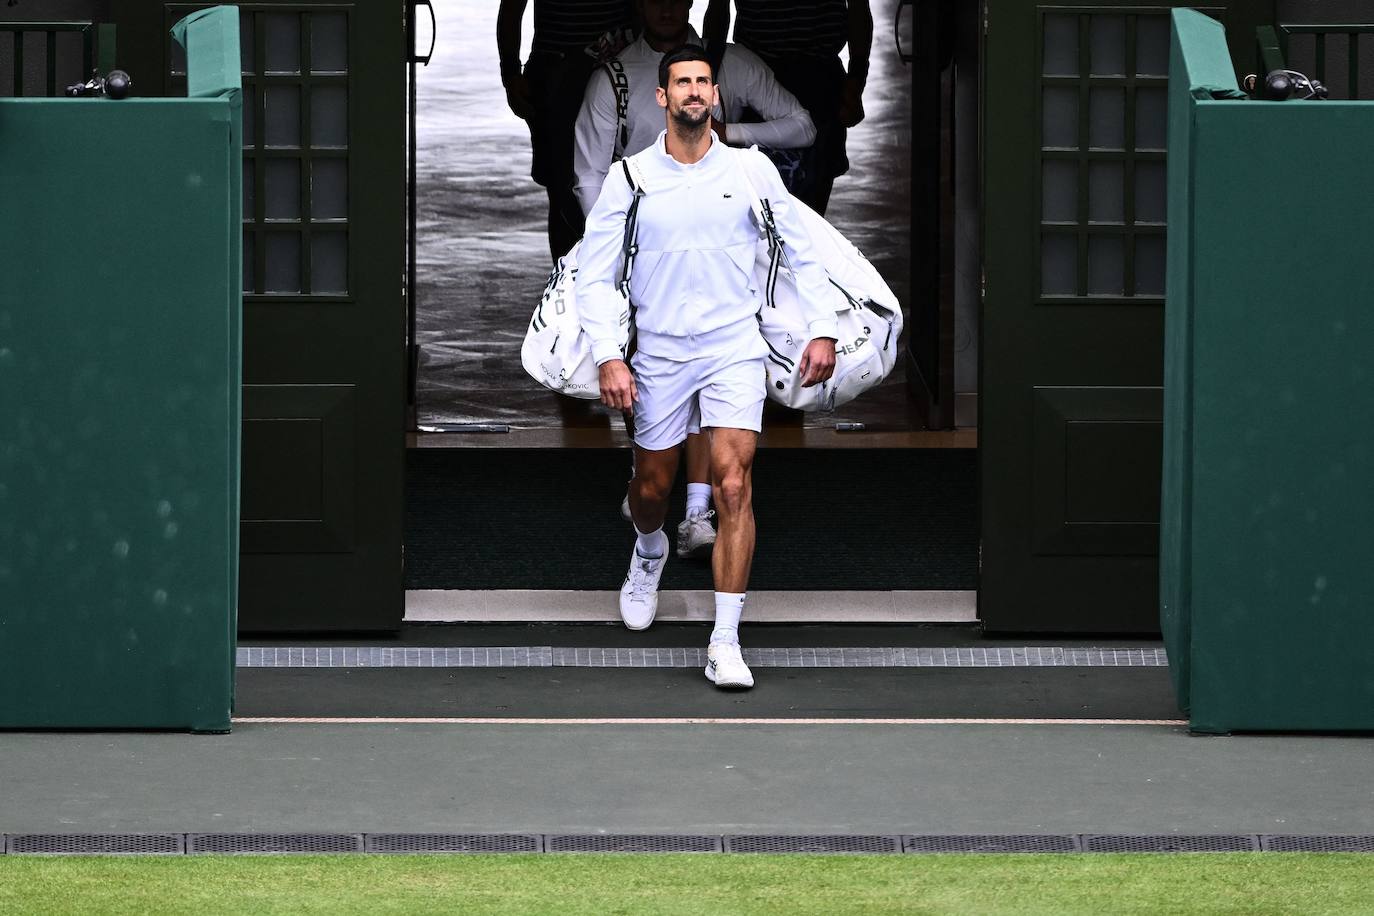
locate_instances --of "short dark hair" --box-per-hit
[658,45,714,89]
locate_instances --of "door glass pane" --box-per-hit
[243,159,254,221]
[1088,236,1124,295]
[1090,15,1125,76]
[1135,236,1166,296]
[243,87,256,148]
[1041,234,1077,295]
[1088,88,1125,149]
[311,14,348,73]
[1135,16,1170,76]
[243,232,254,293]
[265,13,301,74]
[1134,160,1166,223]
[311,160,348,220]
[265,159,301,220]
[1042,88,1079,149]
[1042,14,1078,76]
[1041,160,1078,222]
[240,9,255,74]
[1135,87,1167,150]
[265,232,302,293]
[311,233,348,293]
[311,87,348,148]
[264,86,301,147]
[1088,162,1124,224]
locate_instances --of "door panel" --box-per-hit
[115,1,405,631]
[980,0,1273,632]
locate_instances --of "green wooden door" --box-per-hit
[980,0,1272,632]
[114,1,406,631]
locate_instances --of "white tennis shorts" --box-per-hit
[630,346,767,452]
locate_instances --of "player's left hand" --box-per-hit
[798,338,837,388]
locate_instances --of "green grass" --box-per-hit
[2,853,1373,915]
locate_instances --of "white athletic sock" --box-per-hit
[686,483,712,518]
[635,525,667,559]
[710,592,745,645]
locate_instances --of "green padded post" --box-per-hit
[172,5,244,723]
[1161,9,1244,715]
[171,6,241,100]
[0,8,242,731]
[1161,9,1374,733]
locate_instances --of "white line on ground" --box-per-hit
[233,717,1188,726]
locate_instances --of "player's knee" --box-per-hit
[634,469,674,505]
[713,473,750,515]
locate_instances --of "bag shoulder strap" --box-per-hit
[732,148,781,250]
[733,147,790,311]
[618,158,646,297]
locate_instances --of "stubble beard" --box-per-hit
[669,102,710,141]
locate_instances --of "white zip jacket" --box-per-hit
[572,30,816,217]
[578,132,839,367]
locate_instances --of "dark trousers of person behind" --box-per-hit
[524,51,600,261]
[750,53,850,216]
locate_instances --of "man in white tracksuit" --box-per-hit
[574,0,817,561]
[577,45,837,689]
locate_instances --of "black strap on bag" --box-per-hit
[617,159,644,297]
[616,159,645,361]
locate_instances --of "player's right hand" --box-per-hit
[505,75,535,121]
[598,359,637,414]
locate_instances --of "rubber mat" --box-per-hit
[405,448,977,590]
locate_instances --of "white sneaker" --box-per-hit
[676,510,717,558]
[619,543,667,630]
[705,642,754,689]
[620,492,632,522]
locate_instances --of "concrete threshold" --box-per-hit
[405,590,976,624]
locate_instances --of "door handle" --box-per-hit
[410,0,436,65]
[895,0,913,64]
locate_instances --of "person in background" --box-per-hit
[703,0,872,215]
[498,0,635,261]
[573,0,815,217]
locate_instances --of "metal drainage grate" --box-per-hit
[364,834,542,854]
[5,834,184,855]
[1083,835,1259,853]
[904,835,1080,854]
[1261,835,1374,853]
[187,833,363,855]
[546,834,722,853]
[726,835,902,854]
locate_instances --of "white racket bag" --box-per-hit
[521,161,644,399]
[735,148,904,412]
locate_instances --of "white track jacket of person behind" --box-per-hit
[572,29,816,216]
[578,132,839,368]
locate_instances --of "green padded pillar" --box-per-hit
[1161,9,1374,733]
[0,7,241,731]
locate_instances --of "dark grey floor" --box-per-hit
[5,723,1373,835]
[235,667,1179,720]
